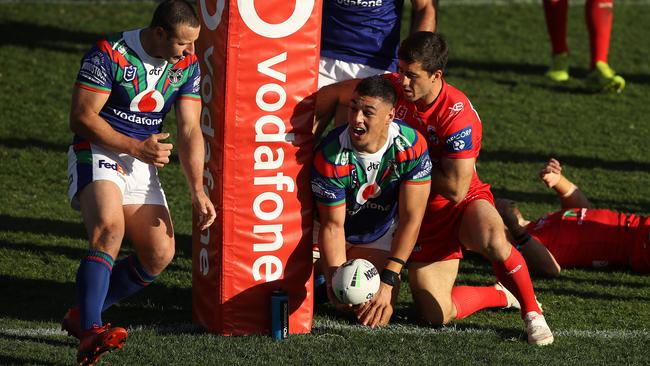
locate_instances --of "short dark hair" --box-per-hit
[150,0,200,33]
[398,31,448,75]
[354,75,397,107]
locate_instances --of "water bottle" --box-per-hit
[270,289,288,341]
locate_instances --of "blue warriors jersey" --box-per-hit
[321,0,403,71]
[311,120,432,244]
[74,29,201,142]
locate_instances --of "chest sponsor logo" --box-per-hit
[149,67,163,76]
[130,90,165,113]
[123,65,137,82]
[112,108,163,125]
[366,161,379,171]
[168,68,183,84]
[334,0,384,7]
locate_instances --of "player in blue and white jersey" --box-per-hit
[319,0,437,87]
[312,75,431,327]
[61,1,216,364]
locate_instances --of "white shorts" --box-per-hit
[312,219,398,259]
[67,142,167,210]
[318,56,390,88]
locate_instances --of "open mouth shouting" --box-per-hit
[350,125,367,139]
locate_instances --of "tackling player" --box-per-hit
[61,1,215,364]
[314,32,553,345]
[312,75,432,327]
[497,158,650,276]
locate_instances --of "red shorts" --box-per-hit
[409,183,494,263]
[629,216,650,273]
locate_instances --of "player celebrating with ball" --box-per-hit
[311,75,432,327]
[315,32,553,345]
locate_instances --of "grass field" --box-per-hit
[1,1,650,365]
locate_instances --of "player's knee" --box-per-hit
[89,221,124,250]
[479,227,511,262]
[141,238,175,275]
[419,306,454,326]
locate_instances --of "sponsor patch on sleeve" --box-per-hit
[445,126,472,153]
[79,51,109,86]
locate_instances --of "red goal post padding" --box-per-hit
[192,0,321,335]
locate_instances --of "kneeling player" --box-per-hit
[311,75,432,327]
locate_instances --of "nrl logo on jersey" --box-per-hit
[168,69,183,84]
[123,65,137,82]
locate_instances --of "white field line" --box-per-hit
[2,321,650,340]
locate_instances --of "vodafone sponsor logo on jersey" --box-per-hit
[335,0,383,7]
[111,108,162,126]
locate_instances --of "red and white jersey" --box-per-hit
[384,73,486,205]
[526,208,646,269]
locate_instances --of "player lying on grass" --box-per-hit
[314,32,553,346]
[497,158,650,276]
[312,75,432,328]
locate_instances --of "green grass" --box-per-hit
[2,1,650,365]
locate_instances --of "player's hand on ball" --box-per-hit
[137,132,173,167]
[539,158,562,188]
[356,282,393,328]
[327,284,352,312]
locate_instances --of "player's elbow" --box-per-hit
[69,113,84,135]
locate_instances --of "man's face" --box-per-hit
[347,92,394,153]
[397,60,438,103]
[156,24,200,64]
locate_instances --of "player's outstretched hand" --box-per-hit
[137,133,173,167]
[193,190,216,231]
[356,282,393,328]
[539,158,563,188]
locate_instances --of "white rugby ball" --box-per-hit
[332,258,380,305]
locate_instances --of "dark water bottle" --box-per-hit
[270,289,289,341]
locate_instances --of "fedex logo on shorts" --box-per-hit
[98,159,125,175]
[445,126,472,153]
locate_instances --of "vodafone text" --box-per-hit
[197,0,314,283]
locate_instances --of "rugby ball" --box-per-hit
[332,258,380,305]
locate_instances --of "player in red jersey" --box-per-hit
[315,32,553,346]
[497,158,650,276]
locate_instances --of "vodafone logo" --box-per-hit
[200,0,314,38]
[356,182,381,205]
[199,0,225,31]
[130,90,164,112]
[239,0,314,38]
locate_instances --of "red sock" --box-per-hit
[451,286,507,320]
[586,0,613,68]
[492,248,542,317]
[543,0,569,55]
